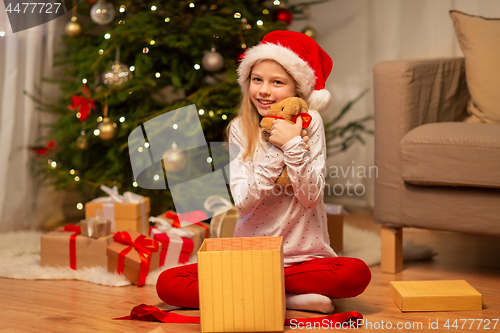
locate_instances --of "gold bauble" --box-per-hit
[76,135,88,150]
[301,25,317,39]
[97,117,117,140]
[65,16,84,37]
[162,142,187,173]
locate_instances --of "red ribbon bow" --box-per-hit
[164,211,209,238]
[55,225,81,270]
[114,304,363,328]
[264,113,312,128]
[113,231,159,287]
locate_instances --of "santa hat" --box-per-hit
[237,30,333,111]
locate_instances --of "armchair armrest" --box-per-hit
[373,57,469,227]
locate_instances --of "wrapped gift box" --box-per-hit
[149,226,194,267]
[198,237,285,333]
[80,217,111,239]
[85,197,150,234]
[107,229,161,286]
[41,226,113,269]
[156,211,209,254]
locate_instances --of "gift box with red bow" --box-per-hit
[41,225,114,270]
[149,225,195,267]
[155,210,210,254]
[107,229,161,286]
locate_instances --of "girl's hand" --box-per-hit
[302,129,310,150]
[269,117,304,148]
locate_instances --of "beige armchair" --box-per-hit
[373,57,500,273]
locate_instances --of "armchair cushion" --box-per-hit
[401,122,500,188]
[450,10,500,123]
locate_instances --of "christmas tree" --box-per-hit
[31,0,315,215]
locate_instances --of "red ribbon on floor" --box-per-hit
[114,304,363,328]
[55,225,81,270]
[164,211,209,238]
[113,232,159,287]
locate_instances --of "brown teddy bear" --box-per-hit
[260,96,312,185]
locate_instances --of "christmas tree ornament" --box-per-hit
[162,142,187,172]
[69,85,95,121]
[97,94,117,140]
[65,16,84,37]
[76,131,88,150]
[301,25,317,39]
[103,48,133,86]
[90,0,115,25]
[273,8,292,26]
[202,48,224,72]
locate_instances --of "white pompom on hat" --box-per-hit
[237,30,333,111]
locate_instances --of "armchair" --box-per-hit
[373,57,500,273]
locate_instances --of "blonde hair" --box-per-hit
[225,80,261,161]
[225,60,301,161]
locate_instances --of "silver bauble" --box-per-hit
[162,142,187,172]
[97,117,117,140]
[202,49,224,72]
[103,60,133,86]
[65,16,84,37]
[90,0,115,25]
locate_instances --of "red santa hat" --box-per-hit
[237,30,333,112]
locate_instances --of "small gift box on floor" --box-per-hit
[155,210,209,254]
[107,229,161,286]
[85,185,150,234]
[198,236,285,333]
[41,225,113,269]
[149,218,195,267]
[80,214,111,239]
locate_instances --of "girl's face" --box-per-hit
[249,60,296,117]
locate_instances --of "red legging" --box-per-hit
[156,257,371,308]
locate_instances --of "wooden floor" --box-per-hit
[1,213,499,333]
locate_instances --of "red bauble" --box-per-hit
[273,8,293,26]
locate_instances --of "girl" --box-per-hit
[157,30,371,314]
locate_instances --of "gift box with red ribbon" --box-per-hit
[149,226,195,267]
[41,225,114,270]
[156,211,210,254]
[107,229,161,286]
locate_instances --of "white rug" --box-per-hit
[0,226,435,287]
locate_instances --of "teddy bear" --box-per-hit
[260,96,312,185]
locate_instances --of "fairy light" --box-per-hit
[256,20,263,26]
[76,203,83,210]
[75,176,80,181]
[173,124,178,129]
[119,116,125,123]
[194,64,200,70]
[273,0,280,5]
[82,78,87,84]
[47,159,52,164]
[150,40,156,45]
[143,47,149,53]
[144,142,150,148]
[222,114,227,120]
[104,33,111,39]
[51,161,57,168]
[70,169,75,175]
[165,17,170,23]
[155,72,161,78]
[198,109,205,115]
[234,12,241,19]
[94,129,100,136]
[132,182,138,187]
[138,147,143,152]
[207,157,213,163]
[151,5,157,11]
[209,111,214,117]
[262,9,269,14]
[189,3,195,8]
[118,20,125,24]
[119,5,126,12]
[129,66,135,71]
[99,49,104,55]
[97,116,103,122]
[154,174,160,181]
[76,112,82,119]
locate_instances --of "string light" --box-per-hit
[47,159,52,164]
[194,64,200,70]
[173,124,178,129]
[70,169,76,175]
[138,147,143,152]
[133,182,138,187]
[99,49,104,55]
[198,109,205,115]
[76,112,82,119]
[209,111,214,117]
[263,9,269,14]
[82,78,87,84]
[129,66,135,71]
[154,174,160,181]
[143,47,149,53]
[94,129,100,136]
[104,33,111,39]
[150,40,156,45]
[234,12,241,19]
[256,20,263,26]
[222,114,227,120]
[189,3,195,8]
[119,5,125,12]
[273,0,281,5]
[76,203,83,210]
[119,20,125,24]
[151,5,157,11]
[119,116,125,122]
[207,157,213,163]
[97,116,103,122]
[51,161,57,168]
[75,176,80,181]
[165,17,170,22]
[155,72,161,78]
[144,142,150,148]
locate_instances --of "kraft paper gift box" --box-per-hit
[149,226,194,267]
[198,236,285,333]
[80,216,112,239]
[156,210,209,254]
[390,280,482,312]
[107,229,161,286]
[41,225,113,269]
[85,197,150,234]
